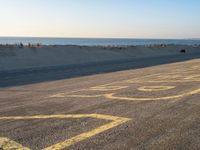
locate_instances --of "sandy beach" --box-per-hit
[0,44,200,72]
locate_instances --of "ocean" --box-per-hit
[0,37,200,46]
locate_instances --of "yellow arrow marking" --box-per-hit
[0,114,130,150]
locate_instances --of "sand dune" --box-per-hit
[0,44,200,71]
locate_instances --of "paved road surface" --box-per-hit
[0,58,200,150]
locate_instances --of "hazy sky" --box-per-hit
[0,0,200,39]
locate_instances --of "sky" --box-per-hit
[0,0,200,39]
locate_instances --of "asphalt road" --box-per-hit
[0,57,200,150]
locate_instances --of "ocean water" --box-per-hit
[0,37,200,46]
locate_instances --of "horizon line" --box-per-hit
[0,36,199,40]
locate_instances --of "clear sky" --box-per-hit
[0,0,200,39]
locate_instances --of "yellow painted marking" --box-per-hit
[157,75,182,79]
[48,73,162,98]
[127,78,200,83]
[89,85,128,91]
[184,75,200,80]
[127,73,200,83]
[0,114,130,150]
[191,65,200,69]
[50,86,128,98]
[0,137,30,150]
[64,94,102,98]
[49,93,66,98]
[104,88,200,101]
[138,86,175,91]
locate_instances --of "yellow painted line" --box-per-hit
[48,73,162,98]
[191,66,200,69]
[127,79,200,83]
[89,86,128,91]
[0,114,131,150]
[49,68,200,98]
[156,75,182,78]
[104,88,200,101]
[127,73,200,83]
[49,93,66,98]
[184,75,200,80]
[49,71,200,100]
[65,94,103,98]
[137,86,175,91]
[44,115,130,150]
[0,137,30,150]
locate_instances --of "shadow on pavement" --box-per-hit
[0,53,200,88]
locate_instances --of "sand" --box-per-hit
[0,44,200,71]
